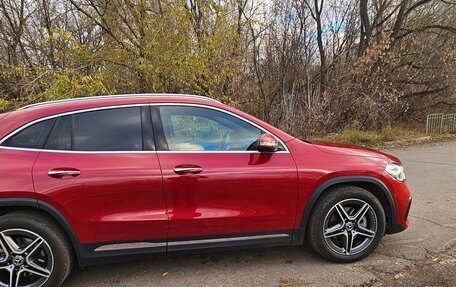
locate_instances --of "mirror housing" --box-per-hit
[257,133,278,152]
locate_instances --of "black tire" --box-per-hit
[307,185,385,262]
[0,210,73,287]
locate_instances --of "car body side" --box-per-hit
[0,96,411,266]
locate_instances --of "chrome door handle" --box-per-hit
[48,169,81,179]
[173,165,203,175]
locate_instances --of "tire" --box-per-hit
[0,210,73,287]
[307,185,386,262]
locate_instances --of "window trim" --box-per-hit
[0,103,289,154]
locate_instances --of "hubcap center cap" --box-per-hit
[12,255,24,267]
[345,222,354,231]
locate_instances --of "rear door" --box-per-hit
[32,106,168,253]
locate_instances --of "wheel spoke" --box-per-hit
[0,232,20,254]
[23,262,51,279]
[344,232,354,255]
[335,204,350,221]
[324,223,345,238]
[0,239,10,263]
[9,267,20,287]
[20,237,43,256]
[354,203,370,223]
[356,226,376,238]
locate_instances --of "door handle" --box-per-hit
[173,165,203,175]
[48,168,81,179]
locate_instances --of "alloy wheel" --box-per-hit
[0,229,53,287]
[323,198,378,256]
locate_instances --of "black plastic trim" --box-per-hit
[293,175,398,244]
[389,223,407,234]
[150,106,168,151]
[405,197,412,221]
[78,230,292,266]
[0,198,83,262]
[140,106,155,151]
[167,230,292,254]
[35,200,80,245]
[78,240,166,266]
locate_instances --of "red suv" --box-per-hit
[0,94,411,286]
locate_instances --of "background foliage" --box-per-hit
[0,0,455,136]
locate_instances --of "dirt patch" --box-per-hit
[277,246,456,287]
[369,246,456,287]
[278,278,310,287]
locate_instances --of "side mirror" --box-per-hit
[257,133,278,152]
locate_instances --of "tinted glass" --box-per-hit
[159,106,262,151]
[2,119,54,149]
[73,107,143,151]
[44,116,71,150]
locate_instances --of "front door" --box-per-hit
[32,106,168,252]
[154,105,299,250]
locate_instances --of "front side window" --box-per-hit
[2,119,55,149]
[44,107,143,151]
[159,106,263,151]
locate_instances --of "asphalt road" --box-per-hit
[63,140,456,287]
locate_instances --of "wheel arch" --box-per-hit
[0,198,82,263]
[292,175,398,245]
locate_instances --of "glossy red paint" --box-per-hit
[32,152,167,244]
[0,149,39,199]
[0,94,411,252]
[285,139,410,230]
[157,152,298,239]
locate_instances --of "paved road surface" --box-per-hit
[63,141,456,287]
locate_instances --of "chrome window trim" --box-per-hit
[0,103,290,153]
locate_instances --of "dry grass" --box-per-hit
[310,126,440,147]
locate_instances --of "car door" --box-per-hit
[32,106,168,253]
[153,104,299,251]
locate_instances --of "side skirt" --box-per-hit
[78,231,293,266]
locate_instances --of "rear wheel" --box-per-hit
[0,211,73,287]
[308,185,386,262]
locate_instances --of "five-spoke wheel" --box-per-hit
[308,185,385,262]
[0,229,53,287]
[323,199,377,256]
[0,211,73,287]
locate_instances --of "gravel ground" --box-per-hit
[63,140,456,287]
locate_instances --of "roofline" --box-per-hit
[18,94,221,110]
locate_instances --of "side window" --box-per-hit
[2,119,55,149]
[159,106,262,151]
[44,107,144,151]
[73,107,143,151]
[44,116,71,150]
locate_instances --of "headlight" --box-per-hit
[385,163,405,182]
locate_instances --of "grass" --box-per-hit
[310,126,432,147]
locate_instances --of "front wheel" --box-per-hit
[307,185,386,262]
[0,211,73,287]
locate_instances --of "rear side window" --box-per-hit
[73,108,142,151]
[2,119,55,149]
[44,107,144,151]
[44,116,71,150]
